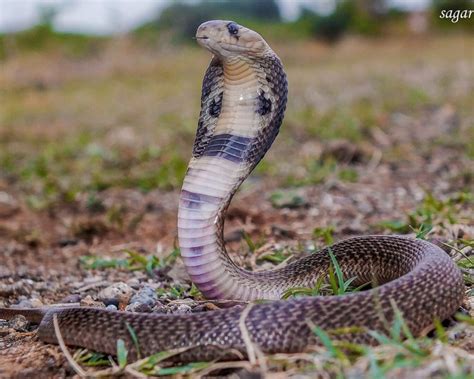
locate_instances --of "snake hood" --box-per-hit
[196,20,272,58]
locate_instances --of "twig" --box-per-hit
[124,366,148,378]
[238,304,268,372]
[239,304,256,364]
[53,314,88,378]
[441,242,473,264]
[196,361,253,378]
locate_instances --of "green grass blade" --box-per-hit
[125,322,141,359]
[312,326,347,363]
[116,339,128,369]
[328,248,345,295]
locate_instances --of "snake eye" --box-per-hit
[227,22,239,36]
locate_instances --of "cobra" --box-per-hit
[0,20,464,362]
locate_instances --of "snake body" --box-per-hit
[0,20,464,362]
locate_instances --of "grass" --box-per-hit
[257,249,291,264]
[80,248,179,275]
[1,35,473,208]
[379,191,473,235]
[313,225,335,245]
[1,133,188,210]
[282,249,365,299]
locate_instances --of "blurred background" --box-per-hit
[0,0,472,248]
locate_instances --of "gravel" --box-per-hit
[97,282,133,304]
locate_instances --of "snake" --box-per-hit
[0,20,465,363]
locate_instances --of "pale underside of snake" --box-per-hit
[0,20,464,363]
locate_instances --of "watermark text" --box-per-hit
[439,9,473,23]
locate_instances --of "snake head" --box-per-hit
[196,20,270,59]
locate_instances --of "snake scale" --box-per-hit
[0,20,464,362]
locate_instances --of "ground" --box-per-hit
[0,34,473,378]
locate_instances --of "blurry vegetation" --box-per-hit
[80,248,179,275]
[138,0,408,44]
[136,0,281,42]
[0,5,105,59]
[297,5,353,42]
[379,192,473,234]
[296,0,389,42]
[0,133,187,210]
[1,0,473,58]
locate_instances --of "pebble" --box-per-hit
[125,302,153,313]
[97,282,133,304]
[170,304,192,314]
[129,286,157,307]
[29,298,44,307]
[127,278,141,289]
[0,320,8,332]
[152,303,168,313]
[106,304,117,311]
[8,315,29,332]
[0,280,33,297]
[102,298,119,307]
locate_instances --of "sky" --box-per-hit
[0,0,431,35]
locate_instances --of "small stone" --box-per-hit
[102,298,119,307]
[130,286,157,307]
[152,303,167,313]
[97,282,133,304]
[29,298,43,308]
[126,302,152,313]
[127,278,140,289]
[0,319,9,331]
[0,281,32,297]
[170,304,192,314]
[106,304,117,311]
[8,315,29,332]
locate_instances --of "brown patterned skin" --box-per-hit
[192,56,224,159]
[0,20,465,362]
